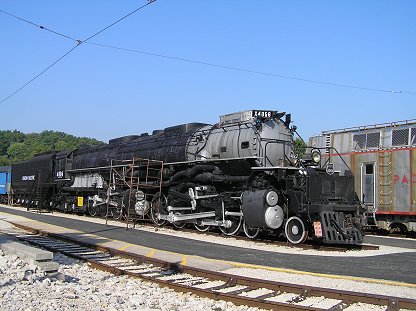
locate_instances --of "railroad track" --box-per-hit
[7,224,416,311]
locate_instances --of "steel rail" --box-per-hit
[9,222,416,311]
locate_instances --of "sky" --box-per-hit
[1,1,415,143]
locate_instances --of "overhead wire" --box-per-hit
[1,1,415,100]
[82,0,155,43]
[85,42,416,95]
[0,9,78,42]
[0,0,156,104]
[0,45,79,104]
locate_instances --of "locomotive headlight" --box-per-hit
[311,149,321,164]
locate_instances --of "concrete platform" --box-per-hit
[0,233,59,272]
[1,204,416,286]
[0,233,53,261]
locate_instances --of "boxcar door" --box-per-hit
[361,162,376,211]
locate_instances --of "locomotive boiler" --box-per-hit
[11,109,365,245]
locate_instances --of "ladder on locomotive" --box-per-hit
[105,158,164,229]
[26,171,50,213]
[127,157,164,228]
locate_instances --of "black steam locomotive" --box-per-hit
[11,110,364,244]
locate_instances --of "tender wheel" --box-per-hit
[88,203,98,217]
[219,214,242,236]
[150,192,168,226]
[285,216,308,244]
[243,221,260,239]
[194,221,210,232]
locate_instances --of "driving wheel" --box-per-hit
[285,216,308,244]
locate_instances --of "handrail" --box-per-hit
[318,119,416,135]
[307,146,352,172]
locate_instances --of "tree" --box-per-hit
[7,143,29,162]
[294,138,307,158]
[0,130,25,155]
[0,129,103,165]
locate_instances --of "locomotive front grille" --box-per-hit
[320,211,363,245]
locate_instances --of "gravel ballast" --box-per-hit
[0,250,264,311]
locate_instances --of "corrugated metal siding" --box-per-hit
[352,152,378,209]
[334,132,351,153]
[7,172,11,194]
[0,173,7,195]
[312,121,416,216]
[308,135,326,149]
[412,149,416,212]
[348,148,415,214]
[377,151,393,213]
[392,150,411,212]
